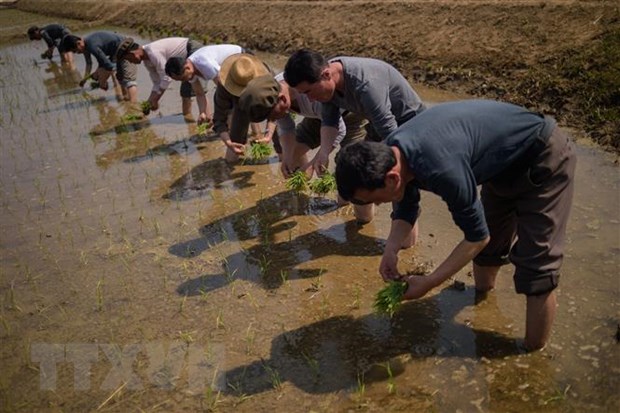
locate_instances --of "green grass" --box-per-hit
[374,281,408,317]
[285,170,308,193]
[120,113,143,123]
[309,172,336,195]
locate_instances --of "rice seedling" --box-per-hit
[385,361,396,394]
[96,280,104,312]
[373,281,408,317]
[258,255,271,278]
[356,372,366,397]
[246,142,272,161]
[196,121,212,135]
[140,100,151,115]
[120,113,143,123]
[285,170,309,193]
[301,351,320,379]
[244,323,255,355]
[309,172,337,196]
[262,363,282,391]
[178,330,195,346]
[179,294,187,314]
[0,316,10,336]
[216,310,225,329]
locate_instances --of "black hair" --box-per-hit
[128,43,140,52]
[165,57,186,77]
[335,141,396,201]
[27,26,39,40]
[283,48,327,87]
[59,35,81,52]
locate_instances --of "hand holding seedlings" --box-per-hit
[120,113,143,123]
[196,120,212,135]
[140,100,151,115]
[309,172,336,196]
[247,142,272,161]
[285,170,309,192]
[374,281,408,317]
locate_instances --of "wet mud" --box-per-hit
[0,11,619,413]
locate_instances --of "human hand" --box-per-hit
[99,81,109,91]
[148,98,159,111]
[379,249,401,282]
[253,133,272,144]
[310,149,330,176]
[78,79,87,88]
[198,112,213,126]
[402,274,435,300]
[225,140,245,155]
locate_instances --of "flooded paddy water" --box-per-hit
[1,11,619,413]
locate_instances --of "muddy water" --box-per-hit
[1,13,619,413]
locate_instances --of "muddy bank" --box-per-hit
[14,0,620,150]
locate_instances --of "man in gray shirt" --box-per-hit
[61,32,138,103]
[335,99,576,352]
[284,49,425,224]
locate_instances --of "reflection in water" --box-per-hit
[176,219,383,294]
[223,288,522,396]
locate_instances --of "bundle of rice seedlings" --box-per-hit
[196,121,212,135]
[120,113,143,123]
[309,172,336,195]
[373,281,408,317]
[247,142,272,160]
[285,170,309,192]
[140,100,151,115]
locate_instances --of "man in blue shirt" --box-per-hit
[60,32,138,103]
[28,24,73,64]
[335,99,576,352]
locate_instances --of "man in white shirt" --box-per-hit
[119,37,203,121]
[165,44,243,125]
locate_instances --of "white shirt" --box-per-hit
[143,37,189,93]
[187,44,242,83]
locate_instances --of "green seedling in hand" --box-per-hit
[286,170,309,193]
[247,142,272,161]
[374,281,408,317]
[196,121,212,135]
[309,172,336,195]
[140,100,151,115]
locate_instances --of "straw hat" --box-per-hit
[219,53,270,96]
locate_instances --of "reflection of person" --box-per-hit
[60,32,138,103]
[27,24,73,64]
[238,74,374,223]
[335,99,576,352]
[210,54,275,162]
[117,37,203,121]
[164,44,242,125]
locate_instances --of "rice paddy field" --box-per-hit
[0,10,618,413]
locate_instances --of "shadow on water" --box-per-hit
[124,131,220,162]
[170,190,342,258]
[222,287,521,396]
[163,158,256,201]
[176,219,384,294]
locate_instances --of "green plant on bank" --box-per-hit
[374,281,408,317]
[285,170,309,192]
[247,142,272,161]
[140,100,151,115]
[309,172,337,195]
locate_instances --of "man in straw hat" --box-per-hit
[213,53,277,163]
[60,32,138,103]
[165,44,243,125]
[238,73,374,223]
[117,37,203,120]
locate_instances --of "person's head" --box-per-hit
[116,38,142,63]
[283,48,335,103]
[60,35,85,53]
[219,53,271,97]
[335,141,404,205]
[27,26,41,40]
[238,75,289,122]
[165,57,194,81]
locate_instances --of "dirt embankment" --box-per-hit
[14,0,620,151]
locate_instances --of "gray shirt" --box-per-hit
[41,24,69,48]
[387,100,556,242]
[321,56,424,139]
[84,31,123,71]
